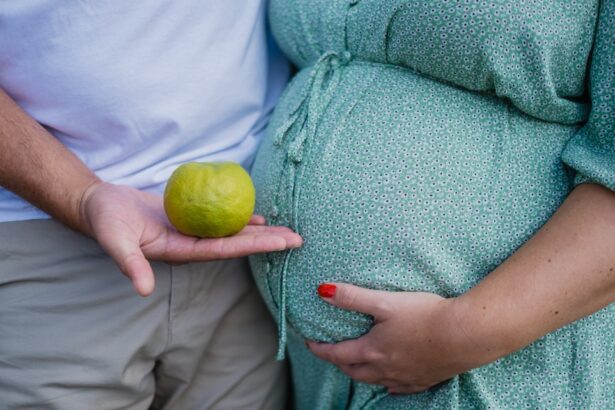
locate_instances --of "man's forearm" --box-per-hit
[0,88,100,233]
[453,183,615,364]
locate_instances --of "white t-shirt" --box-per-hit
[0,1,289,222]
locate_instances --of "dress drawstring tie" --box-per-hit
[270,50,352,359]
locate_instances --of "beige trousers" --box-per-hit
[0,219,286,410]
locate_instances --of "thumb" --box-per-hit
[99,234,156,297]
[317,283,391,318]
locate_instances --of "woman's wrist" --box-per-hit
[442,184,615,374]
[440,295,514,371]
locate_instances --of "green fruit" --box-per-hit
[164,162,255,238]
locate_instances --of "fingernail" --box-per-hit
[317,283,336,298]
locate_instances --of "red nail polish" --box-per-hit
[317,283,336,298]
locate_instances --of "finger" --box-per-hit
[316,282,392,317]
[98,233,156,296]
[248,215,266,225]
[238,229,304,247]
[379,379,406,388]
[237,224,300,237]
[338,364,382,385]
[231,224,302,244]
[388,384,432,395]
[306,339,367,365]
[123,253,156,297]
[164,231,302,261]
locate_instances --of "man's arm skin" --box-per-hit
[0,89,100,232]
[0,88,302,296]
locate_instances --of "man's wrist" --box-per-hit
[74,178,104,236]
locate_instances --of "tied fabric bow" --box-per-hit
[270,50,352,359]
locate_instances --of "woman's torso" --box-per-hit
[250,1,614,408]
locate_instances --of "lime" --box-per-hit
[164,161,255,238]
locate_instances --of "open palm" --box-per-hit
[81,183,302,296]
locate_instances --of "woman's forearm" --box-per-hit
[0,88,100,233]
[453,183,615,364]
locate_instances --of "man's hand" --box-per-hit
[80,182,302,296]
[306,284,488,394]
[0,89,301,297]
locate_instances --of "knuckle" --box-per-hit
[339,288,358,308]
[327,348,340,364]
[209,240,227,259]
[375,299,392,316]
[314,344,332,361]
[308,342,322,356]
[362,346,383,362]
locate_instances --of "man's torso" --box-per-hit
[0,0,289,222]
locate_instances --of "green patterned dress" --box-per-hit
[249,1,615,408]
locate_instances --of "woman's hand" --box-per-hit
[81,182,303,296]
[309,185,615,395]
[306,284,491,394]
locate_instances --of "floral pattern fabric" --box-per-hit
[249,1,615,408]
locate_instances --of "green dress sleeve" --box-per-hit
[562,0,615,191]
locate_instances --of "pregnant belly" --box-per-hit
[250,62,577,343]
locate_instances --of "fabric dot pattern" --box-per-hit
[249,1,615,408]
